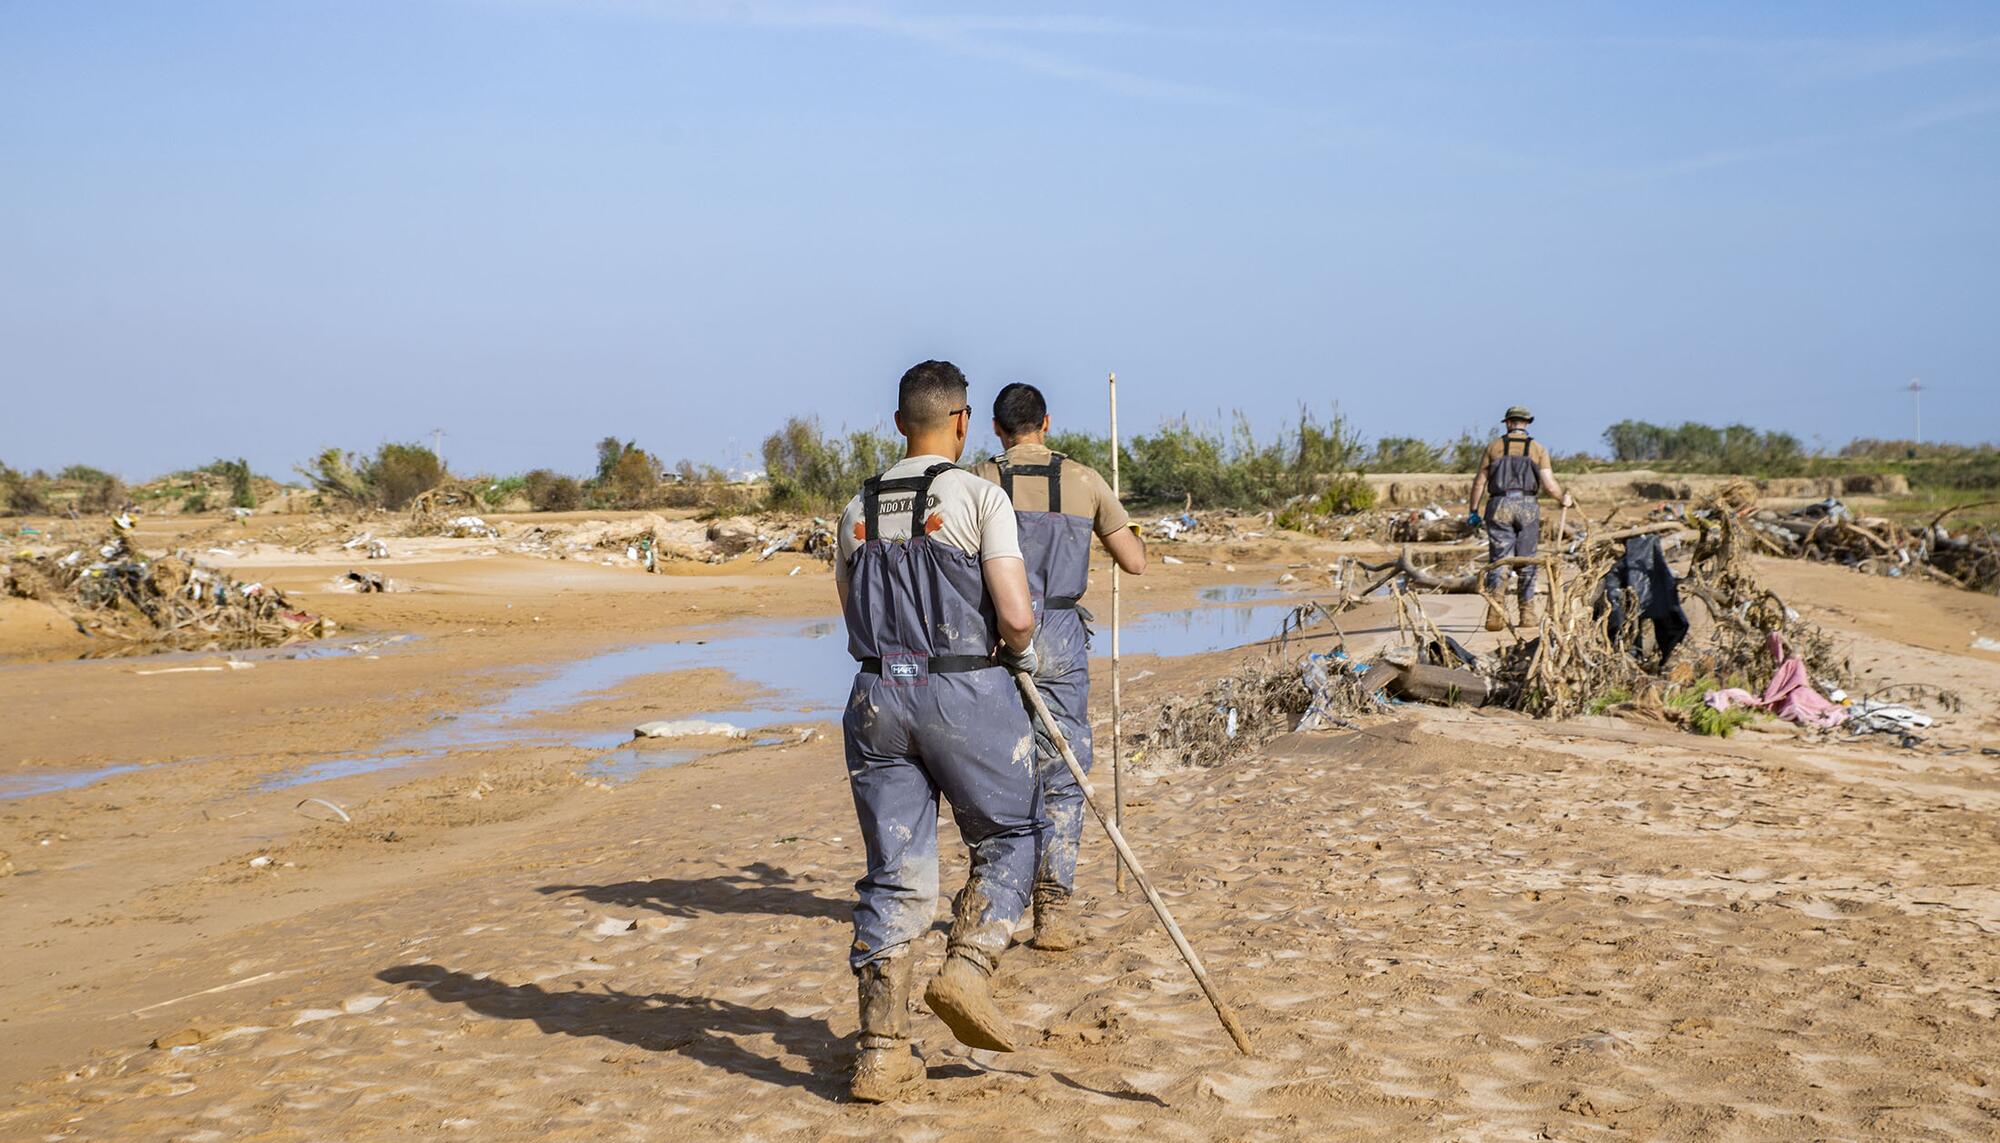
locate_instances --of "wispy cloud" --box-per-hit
[1609,89,2000,186]
[560,0,1256,106]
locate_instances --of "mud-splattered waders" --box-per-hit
[842,462,1038,1099]
[994,453,1095,950]
[1483,433,1543,605]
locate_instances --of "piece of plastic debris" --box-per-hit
[633,719,749,740]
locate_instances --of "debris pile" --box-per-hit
[1719,494,1998,592]
[5,525,331,653]
[407,481,499,537]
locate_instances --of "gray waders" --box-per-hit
[840,462,1037,1069]
[994,454,1095,899]
[1483,433,1543,603]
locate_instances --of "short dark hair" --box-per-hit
[992,382,1047,436]
[898,360,968,429]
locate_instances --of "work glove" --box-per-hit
[999,640,1039,677]
[1465,511,1482,528]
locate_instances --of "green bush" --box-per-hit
[762,417,901,511]
[523,469,585,512]
[1,462,46,515]
[588,438,662,509]
[1602,420,1805,475]
[365,443,445,509]
[296,443,443,509]
[203,458,257,508]
[1123,409,1367,510]
[1366,437,1444,472]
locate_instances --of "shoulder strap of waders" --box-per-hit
[997,452,1063,514]
[861,462,957,540]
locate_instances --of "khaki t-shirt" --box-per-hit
[833,455,1022,591]
[971,443,1131,537]
[1483,433,1552,487]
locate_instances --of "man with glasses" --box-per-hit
[834,360,1041,1102]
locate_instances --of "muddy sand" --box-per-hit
[3,515,1999,1140]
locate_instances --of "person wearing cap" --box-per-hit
[1466,405,1573,628]
[973,382,1147,954]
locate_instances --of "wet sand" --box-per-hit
[2,517,1998,1139]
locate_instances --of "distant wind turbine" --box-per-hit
[1905,379,1923,445]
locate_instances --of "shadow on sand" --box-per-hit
[378,963,847,1099]
[537,861,849,922]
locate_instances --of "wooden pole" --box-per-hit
[1013,671,1255,1056]
[1108,370,1125,894]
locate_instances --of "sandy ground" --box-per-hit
[2,513,1998,1140]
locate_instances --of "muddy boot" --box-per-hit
[850,956,923,1103]
[1520,594,1542,627]
[1483,597,1508,631]
[1029,887,1086,952]
[923,951,1017,1052]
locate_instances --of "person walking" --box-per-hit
[1466,405,1573,628]
[835,360,1042,1103]
[973,382,1146,953]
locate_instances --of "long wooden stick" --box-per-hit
[1108,370,1125,894]
[1013,670,1254,1055]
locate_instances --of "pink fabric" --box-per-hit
[1703,634,1850,728]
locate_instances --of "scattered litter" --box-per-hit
[248,855,273,868]
[633,719,750,740]
[134,661,255,676]
[339,570,388,593]
[1973,636,2000,652]
[295,797,352,823]
[1161,555,1184,565]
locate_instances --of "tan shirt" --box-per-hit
[834,455,1021,590]
[972,443,1131,536]
[1483,433,1553,489]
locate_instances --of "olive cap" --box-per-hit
[1503,405,1534,423]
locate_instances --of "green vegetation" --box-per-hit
[523,469,584,512]
[761,416,902,512]
[1047,409,1372,512]
[297,443,445,510]
[1602,420,1807,473]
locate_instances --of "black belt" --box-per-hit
[858,655,997,674]
[1043,595,1081,610]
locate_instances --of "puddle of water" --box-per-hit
[0,764,144,800]
[1111,602,1300,659]
[11,589,1303,799]
[1197,584,1289,603]
[260,620,853,790]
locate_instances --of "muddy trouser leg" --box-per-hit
[1513,499,1542,602]
[844,675,941,971]
[913,669,1039,971]
[1030,611,1092,896]
[1482,505,1517,596]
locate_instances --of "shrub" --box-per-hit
[591,438,663,509]
[1367,437,1444,472]
[1123,408,1368,510]
[367,443,445,509]
[523,469,585,512]
[1,462,46,516]
[203,458,257,508]
[762,417,901,511]
[58,465,126,514]
[296,443,443,509]
[1602,420,1805,475]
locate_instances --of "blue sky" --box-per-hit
[3,2,1996,480]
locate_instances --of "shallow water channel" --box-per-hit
[1,588,1309,800]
